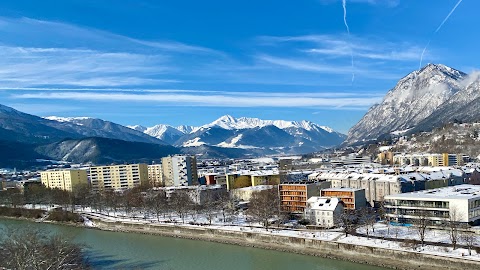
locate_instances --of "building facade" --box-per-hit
[316,170,466,206]
[384,185,480,225]
[89,164,148,191]
[305,197,344,228]
[162,155,198,186]
[278,182,330,214]
[147,164,163,187]
[226,171,280,190]
[321,187,366,210]
[393,153,466,167]
[40,170,88,192]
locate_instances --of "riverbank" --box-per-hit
[82,214,479,270]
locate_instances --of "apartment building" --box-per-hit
[321,187,366,210]
[393,153,466,167]
[278,182,330,214]
[315,169,466,206]
[89,164,148,191]
[162,155,198,186]
[226,170,280,190]
[384,185,480,225]
[147,164,163,187]
[305,197,344,228]
[40,170,88,192]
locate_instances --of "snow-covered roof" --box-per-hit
[233,185,274,192]
[306,197,342,211]
[321,187,364,192]
[385,185,480,200]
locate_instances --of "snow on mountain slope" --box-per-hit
[143,124,185,145]
[346,63,466,145]
[195,115,338,135]
[127,125,147,132]
[127,115,345,153]
[44,116,92,125]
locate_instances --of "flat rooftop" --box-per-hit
[386,185,480,200]
[321,187,364,192]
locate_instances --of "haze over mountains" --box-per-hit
[345,63,480,145]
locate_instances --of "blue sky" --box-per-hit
[0,0,477,133]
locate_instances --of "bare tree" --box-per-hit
[445,207,463,249]
[104,190,121,217]
[334,209,359,237]
[169,190,193,223]
[460,230,477,256]
[247,189,280,229]
[359,207,376,239]
[71,183,90,211]
[218,192,236,223]
[146,190,168,221]
[202,189,221,225]
[412,210,431,246]
[0,227,89,270]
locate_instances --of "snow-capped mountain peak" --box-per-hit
[345,63,467,144]
[44,116,92,123]
[200,115,336,133]
[176,125,195,134]
[127,125,147,132]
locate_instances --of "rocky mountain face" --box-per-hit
[131,115,346,154]
[412,73,480,133]
[346,63,469,145]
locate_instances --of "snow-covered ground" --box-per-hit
[74,207,480,261]
[6,204,479,261]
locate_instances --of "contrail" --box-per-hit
[419,0,463,69]
[435,0,463,33]
[342,0,355,83]
[419,40,431,70]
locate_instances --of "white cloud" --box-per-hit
[259,34,426,61]
[12,90,383,109]
[0,16,219,54]
[0,45,176,87]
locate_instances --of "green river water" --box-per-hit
[0,219,390,270]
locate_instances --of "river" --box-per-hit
[0,218,390,270]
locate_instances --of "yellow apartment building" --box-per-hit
[40,170,88,192]
[89,164,148,191]
[226,171,280,190]
[148,164,163,187]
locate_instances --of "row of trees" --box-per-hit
[0,184,283,228]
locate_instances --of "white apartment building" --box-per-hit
[305,197,344,228]
[162,155,198,186]
[384,185,480,225]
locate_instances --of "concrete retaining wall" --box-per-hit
[90,218,479,270]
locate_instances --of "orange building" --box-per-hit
[320,187,366,210]
[279,182,329,214]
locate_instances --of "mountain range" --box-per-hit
[345,63,480,145]
[0,104,344,167]
[128,115,345,153]
[2,63,477,167]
